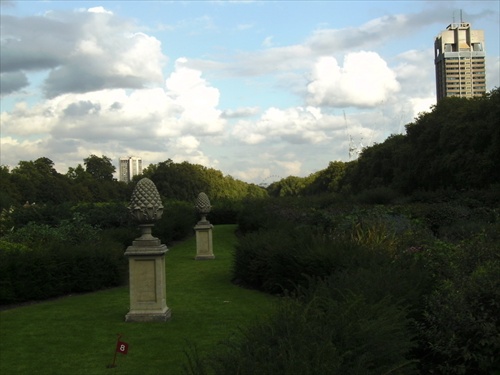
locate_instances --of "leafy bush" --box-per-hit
[9,202,73,228]
[416,235,500,374]
[236,198,274,234]
[153,200,198,245]
[71,202,130,229]
[100,227,140,248]
[189,280,417,375]
[0,238,127,305]
[354,187,402,204]
[3,214,100,247]
[0,219,127,305]
[208,199,241,224]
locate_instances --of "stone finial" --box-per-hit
[196,192,211,214]
[195,192,211,221]
[129,178,163,223]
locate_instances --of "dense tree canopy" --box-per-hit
[142,159,267,201]
[346,88,500,194]
[83,155,115,181]
[0,156,266,208]
[267,88,500,197]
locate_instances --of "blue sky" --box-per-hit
[1,0,499,183]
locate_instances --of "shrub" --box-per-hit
[100,227,140,248]
[3,214,100,248]
[71,202,130,229]
[153,200,197,245]
[417,235,500,374]
[208,199,241,224]
[0,222,126,304]
[236,198,274,234]
[0,237,127,305]
[191,281,417,375]
[232,224,426,297]
[9,202,73,228]
[354,187,402,204]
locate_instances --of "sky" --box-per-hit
[1,1,499,184]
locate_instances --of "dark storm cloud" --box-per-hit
[0,71,29,95]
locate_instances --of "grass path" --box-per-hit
[0,225,276,375]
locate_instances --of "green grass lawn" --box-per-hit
[0,224,276,375]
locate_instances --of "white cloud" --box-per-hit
[165,58,226,135]
[1,1,498,184]
[221,107,260,119]
[275,160,302,177]
[0,58,226,173]
[1,7,165,98]
[262,36,273,48]
[232,105,333,145]
[307,51,401,108]
[87,6,113,15]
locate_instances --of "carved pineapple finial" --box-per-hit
[196,192,211,222]
[196,192,211,214]
[129,178,164,223]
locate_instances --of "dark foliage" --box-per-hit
[0,234,126,305]
[187,280,417,375]
[345,88,500,195]
[153,200,198,245]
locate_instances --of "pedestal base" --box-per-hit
[125,307,171,322]
[194,221,214,260]
[195,254,215,260]
[125,244,170,322]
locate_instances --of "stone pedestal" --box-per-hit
[124,225,171,322]
[194,220,214,260]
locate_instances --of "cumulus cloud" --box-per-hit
[275,160,302,177]
[1,7,165,98]
[1,58,226,172]
[221,107,260,119]
[1,1,497,184]
[0,71,29,95]
[232,106,342,145]
[164,58,225,135]
[306,51,400,108]
[305,15,409,55]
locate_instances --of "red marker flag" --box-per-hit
[107,334,129,368]
[116,340,129,355]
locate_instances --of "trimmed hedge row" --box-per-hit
[0,236,127,305]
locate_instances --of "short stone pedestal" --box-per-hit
[125,177,171,322]
[125,225,171,322]
[194,192,214,260]
[194,220,214,260]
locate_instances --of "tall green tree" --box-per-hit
[341,87,500,194]
[83,155,115,181]
[9,158,73,204]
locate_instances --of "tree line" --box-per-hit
[1,88,498,209]
[267,87,500,197]
[0,155,267,211]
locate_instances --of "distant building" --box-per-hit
[434,21,486,102]
[119,157,143,183]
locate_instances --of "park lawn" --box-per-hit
[0,224,276,375]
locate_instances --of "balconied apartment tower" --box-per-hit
[119,156,143,183]
[434,21,486,102]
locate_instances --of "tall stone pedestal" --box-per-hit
[194,221,214,260]
[124,227,171,322]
